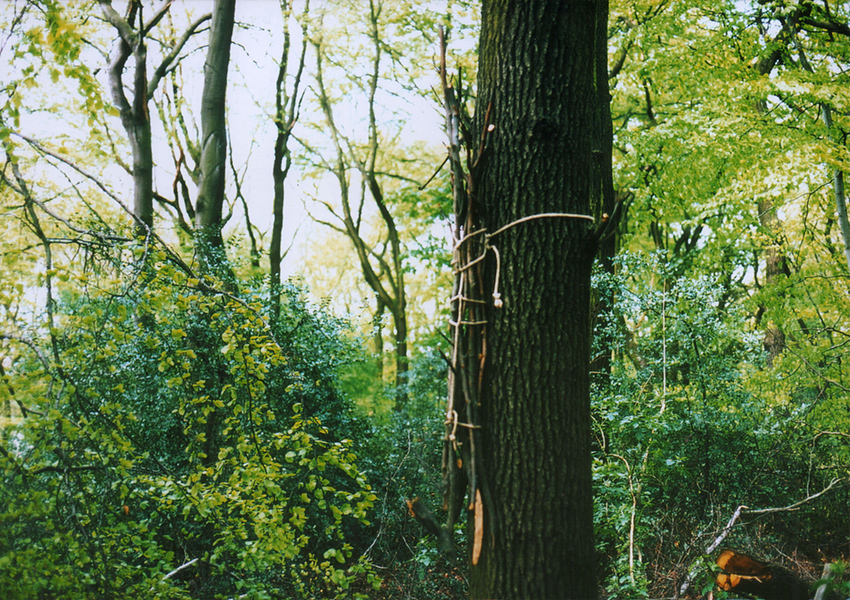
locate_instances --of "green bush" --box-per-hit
[0,253,379,599]
[591,253,845,599]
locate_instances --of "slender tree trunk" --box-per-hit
[832,169,850,272]
[373,297,385,379]
[757,196,788,362]
[469,1,603,598]
[270,110,289,317]
[99,1,154,234]
[819,106,850,274]
[392,304,408,406]
[129,46,154,233]
[186,3,236,585]
[195,0,236,280]
[270,0,309,322]
[367,175,409,407]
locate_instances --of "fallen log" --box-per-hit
[715,549,845,600]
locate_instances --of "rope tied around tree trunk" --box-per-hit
[445,211,594,452]
[436,25,602,559]
[451,212,594,310]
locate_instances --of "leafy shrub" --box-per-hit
[0,252,379,599]
[591,253,844,599]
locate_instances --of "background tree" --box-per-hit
[97,0,210,234]
[270,0,310,322]
[301,0,451,408]
[194,0,236,280]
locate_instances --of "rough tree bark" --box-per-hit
[462,1,606,598]
[590,0,620,382]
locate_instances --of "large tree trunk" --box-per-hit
[195,0,236,280]
[468,1,604,598]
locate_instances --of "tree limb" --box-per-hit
[141,0,175,37]
[746,478,843,515]
[801,16,850,38]
[96,0,137,46]
[148,13,212,97]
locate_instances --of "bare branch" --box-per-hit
[161,558,198,582]
[227,131,260,267]
[141,0,175,37]
[746,478,843,515]
[148,13,212,97]
[813,430,850,441]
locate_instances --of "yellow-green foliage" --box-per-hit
[0,255,379,599]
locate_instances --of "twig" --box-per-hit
[162,557,198,581]
[746,478,841,514]
[419,154,448,190]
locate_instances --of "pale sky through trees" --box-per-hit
[3,0,448,280]
[210,0,446,276]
